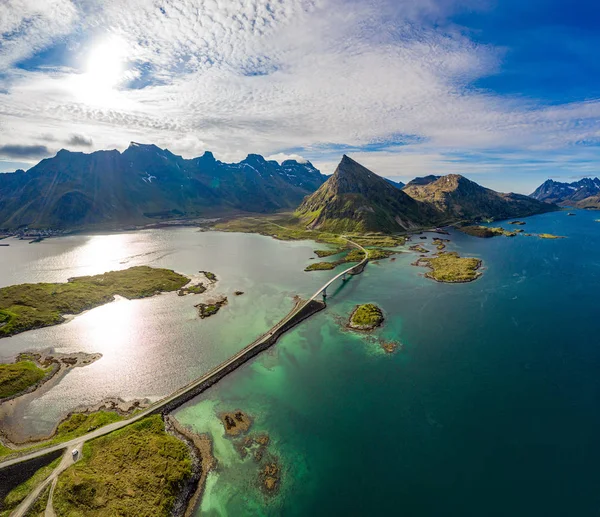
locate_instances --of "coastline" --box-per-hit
[166,415,217,517]
[0,395,149,450]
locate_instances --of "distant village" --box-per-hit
[0,228,69,243]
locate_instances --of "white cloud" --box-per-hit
[0,0,599,189]
[266,152,308,164]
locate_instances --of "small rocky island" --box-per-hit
[458,225,516,238]
[348,303,384,331]
[219,410,252,436]
[195,296,228,319]
[416,251,482,283]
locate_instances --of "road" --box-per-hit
[10,439,84,517]
[4,239,368,515]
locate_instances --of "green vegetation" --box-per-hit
[201,271,217,282]
[55,411,123,441]
[0,266,188,337]
[0,360,49,399]
[305,247,368,272]
[348,235,406,247]
[215,214,347,246]
[305,262,337,271]
[0,458,60,517]
[53,416,192,517]
[344,249,366,262]
[419,252,482,283]
[367,248,395,260]
[196,297,228,319]
[314,247,345,258]
[537,233,566,239]
[24,488,50,517]
[24,484,51,517]
[409,244,429,254]
[432,238,448,251]
[178,283,206,296]
[349,303,384,330]
[458,226,516,238]
[0,411,123,459]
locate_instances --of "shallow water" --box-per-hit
[174,210,600,516]
[0,229,334,440]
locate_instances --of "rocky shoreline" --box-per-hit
[166,415,216,517]
[0,351,101,405]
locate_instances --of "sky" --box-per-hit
[0,0,599,193]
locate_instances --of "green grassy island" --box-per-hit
[0,266,189,338]
[348,303,384,330]
[418,252,482,283]
[305,262,337,271]
[53,416,192,517]
[314,247,345,258]
[537,233,566,239]
[458,226,516,238]
[196,296,228,319]
[0,360,49,399]
[367,248,395,260]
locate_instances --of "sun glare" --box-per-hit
[75,37,128,106]
[86,39,125,88]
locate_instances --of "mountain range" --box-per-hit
[530,177,600,209]
[295,155,555,232]
[0,145,558,232]
[0,143,326,228]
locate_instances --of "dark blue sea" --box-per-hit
[171,208,599,516]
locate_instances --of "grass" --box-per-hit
[344,249,366,262]
[419,252,482,283]
[348,235,406,247]
[0,360,49,399]
[304,248,367,272]
[314,248,345,258]
[24,484,51,517]
[53,411,124,442]
[305,262,337,271]
[0,266,188,338]
[0,411,123,459]
[366,248,395,260]
[215,214,348,246]
[458,226,516,238]
[178,283,206,295]
[0,458,60,517]
[538,233,566,239]
[349,303,384,329]
[53,416,192,517]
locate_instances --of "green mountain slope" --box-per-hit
[295,155,440,233]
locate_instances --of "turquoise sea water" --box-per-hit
[175,210,600,516]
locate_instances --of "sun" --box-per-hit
[74,37,128,105]
[86,38,126,89]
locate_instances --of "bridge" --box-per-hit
[1,239,368,514]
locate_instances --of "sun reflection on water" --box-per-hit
[78,296,137,354]
[71,234,135,275]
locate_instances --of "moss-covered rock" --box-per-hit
[348,303,384,330]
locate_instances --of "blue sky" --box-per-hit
[0,0,599,193]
